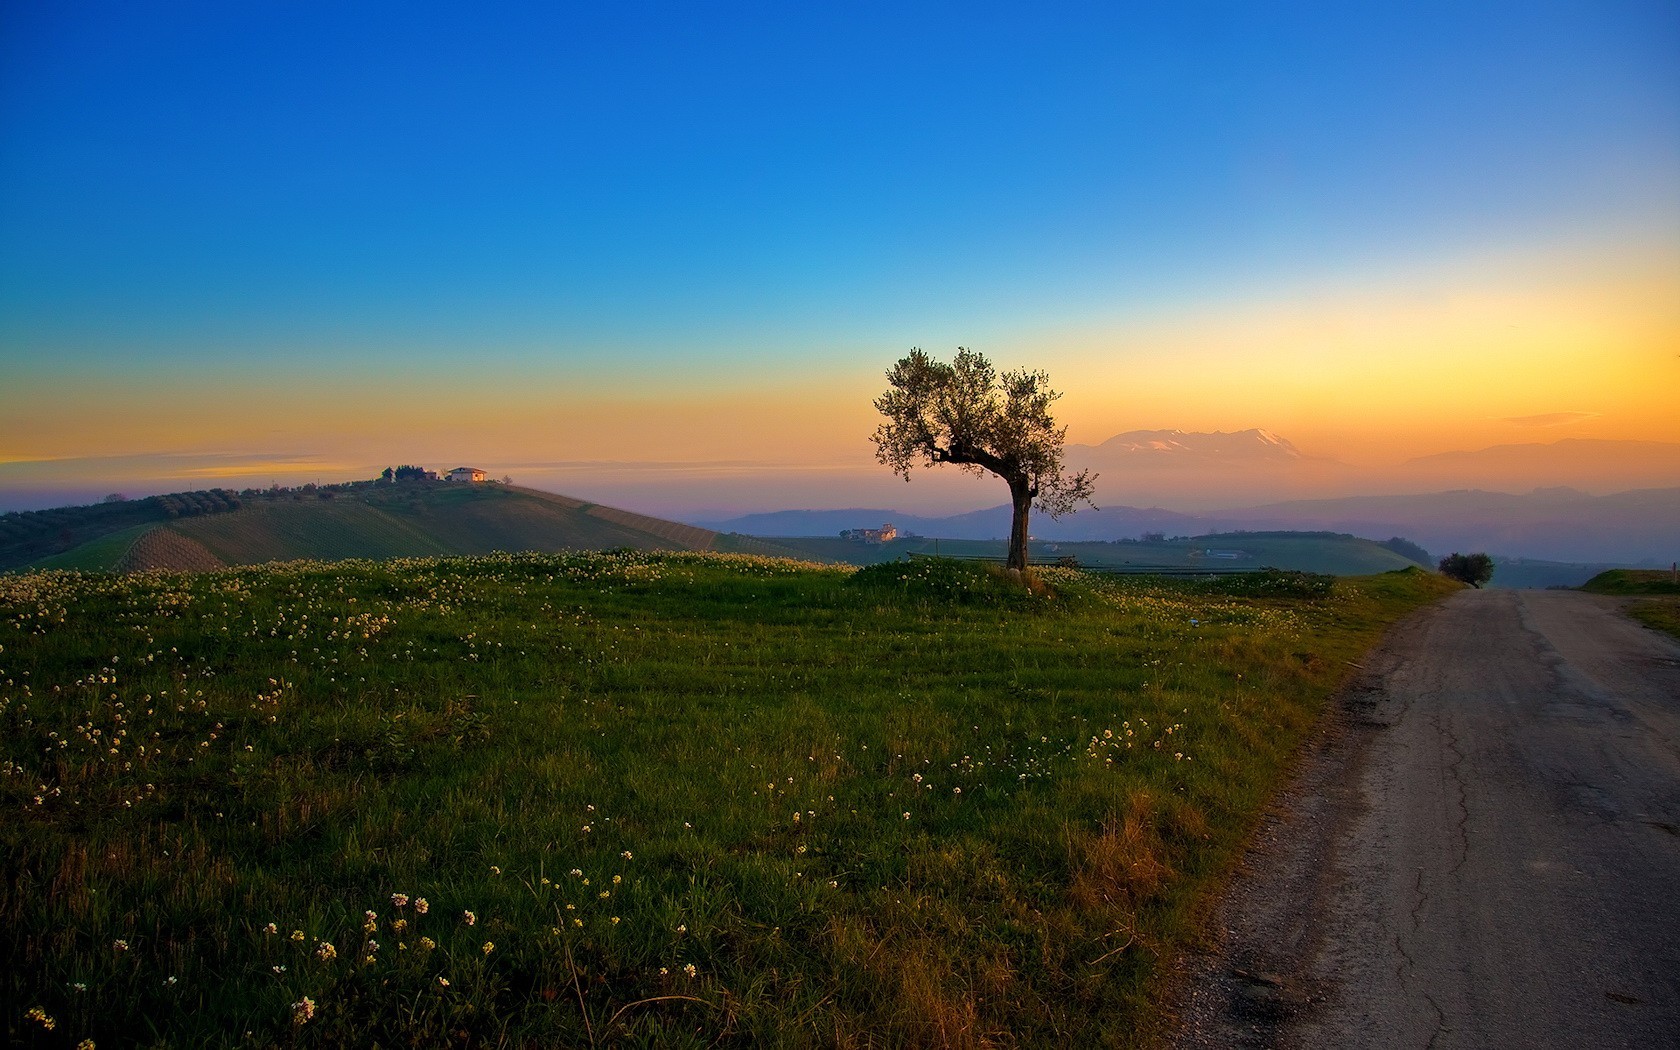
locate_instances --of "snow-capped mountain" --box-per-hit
[1061,428,1346,508]
[1071,428,1308,460]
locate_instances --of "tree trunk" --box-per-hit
[1007,483,1033,571]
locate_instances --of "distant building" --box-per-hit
[447,467,487,483]
[840,523,898,543]
[1203,548,1247,559]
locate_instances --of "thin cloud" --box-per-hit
[177,459,349,479]
[505,459,868,474]
[1496,412,1599,428]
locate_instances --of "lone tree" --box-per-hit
[872,347,1096,571]
[1438,551,1494,588]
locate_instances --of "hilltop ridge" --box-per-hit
[8,479,799,573]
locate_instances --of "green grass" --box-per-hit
[769,533,1421,576]
[11,481,748,575]
[149,486,719,569]
[26,524,157,572]
[1580,568,1680,595]
[0,555,1453,1047]
[1624,599,1680,642]
[1579,571,1680,644]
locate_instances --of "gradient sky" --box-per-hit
[2,1,1677,515]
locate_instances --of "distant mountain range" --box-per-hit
[699,485,1680,565]
[1054,428,1341,508]
[1201,486,1679,565]
[807,429,1678,563]
[1394,438,1680,492]
[1055,429,1679,508]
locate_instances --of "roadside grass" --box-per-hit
[1625,598,1680,643]
[1,554,1451,1047]
[1580,570,1680,643]
[1580,568,1680,596]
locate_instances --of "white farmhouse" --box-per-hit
[446,467,487,483]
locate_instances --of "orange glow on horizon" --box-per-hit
[3,234,1675,510]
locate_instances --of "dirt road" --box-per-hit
[1173,589,1680,1049]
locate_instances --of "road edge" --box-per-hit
[1160,598,1448,1049]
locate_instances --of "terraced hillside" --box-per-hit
[0,489,243,570]
[25,482,802,571]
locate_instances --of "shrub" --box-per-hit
[1438,552,1494,588]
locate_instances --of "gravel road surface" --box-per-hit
[1173,589,1680,1049]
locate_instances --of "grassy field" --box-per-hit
[1,554,1453,1047]
[769,533,1422,576]
[1581,568,1680,642]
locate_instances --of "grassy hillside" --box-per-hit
[1580,568,1680,595]
[768,531,1421,576]
[0,490,244,572]
[24,482,808,572]
[156,485,704,567]
[18,483,1415,579]
[1582,569,1680,642]
[1,554,1452,1047]
[25,523,156,572]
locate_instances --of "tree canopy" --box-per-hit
[872,348,1095,571]
[1438,552,1495,588]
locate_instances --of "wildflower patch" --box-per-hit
[0,553,1451,1046]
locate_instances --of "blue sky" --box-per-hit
[2,1,1677,513]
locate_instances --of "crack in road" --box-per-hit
[1171,590,1680,1049]
[1435,713,1470,877]
[1397,867,1447,1049]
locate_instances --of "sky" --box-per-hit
[2,1,1677,517]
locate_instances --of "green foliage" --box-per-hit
[0,552,1450,1047]
[1377,536,1433,566]
[1438,551,1495,588]
[872,348,1095,569]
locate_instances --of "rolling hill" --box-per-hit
[763,531,1426,576]
[14,482,800,572]
[707,486,1680,566]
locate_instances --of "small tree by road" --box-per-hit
[1439,552,1495,588]
[872,347,1096,571]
